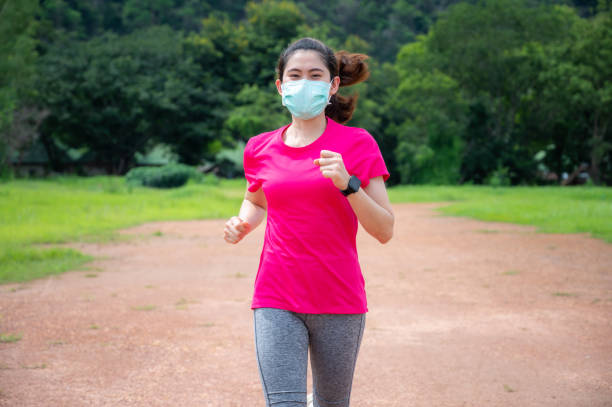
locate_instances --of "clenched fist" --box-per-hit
[224,216,252,244]
[313,149,350,190]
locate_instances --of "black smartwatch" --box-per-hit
[341,175,361,196]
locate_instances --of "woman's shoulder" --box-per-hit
[328,118,379,150]
[246,128,277,147]
[245,124,288,155]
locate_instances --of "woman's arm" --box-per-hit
[346,176,394,244]
[314,150,394,244]
[239,185,267,229]
[223,184,267,244]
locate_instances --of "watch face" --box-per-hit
[342,175,361,196]
[349,175,361,190]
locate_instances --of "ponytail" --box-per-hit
[325,51,369,124]
[277,38,370,124]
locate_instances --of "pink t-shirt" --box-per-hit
[243,117,390,314]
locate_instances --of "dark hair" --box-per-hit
[276,37,369,124]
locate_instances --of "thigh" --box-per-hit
[308,313,366,407]
[253,307,309,407]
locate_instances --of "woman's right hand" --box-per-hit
[223,216,252,244]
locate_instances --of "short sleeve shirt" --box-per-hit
[243,117,390,314]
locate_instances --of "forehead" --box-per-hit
[284,49,328,73]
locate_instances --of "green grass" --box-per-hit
[0,246,92,283]
[131,305,156,311]
[552,292,578,297]
[502,270,521,276]
[389,185,612,243]
[0,333,22,343]
[0,175,244,284]
[1,177,610,285]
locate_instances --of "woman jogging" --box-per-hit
[223,37,394,407]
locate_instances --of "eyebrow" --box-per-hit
[287,68,325,73]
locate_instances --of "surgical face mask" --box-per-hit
[281,79,332,120]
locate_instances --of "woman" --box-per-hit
[223,37,394,407]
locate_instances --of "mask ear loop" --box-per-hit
[327,78,336,105]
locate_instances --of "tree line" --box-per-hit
[1,0,610,185]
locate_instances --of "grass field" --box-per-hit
[1,176,610,284]
[388,185,612,243]
[0,176,245,283]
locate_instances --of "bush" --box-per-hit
[215,141,245,178]
[485,165,512,187]
[196,173,221,185]
[125,164,198,188]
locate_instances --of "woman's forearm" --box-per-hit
[346,187,394,244]
[313,152,393,243]
[238,198,267,231]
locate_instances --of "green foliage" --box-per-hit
[242,0,306,85]
[296,0,460,61]
[185,11,248,94]
[0,0,39,171]
[424,0,582,184]
[377,0,612,185]
[430,0,570,96]
[134,143,178,166]
[37,25,226,172]
[530,9,612,184]
[125,164,200,188]
[122,0,188,30]
[387,43,468,184]
[485,165,512,187]
[225,84,289,141]
[4,0,608,186]
[214,141,247,178]
[38,0,212,38]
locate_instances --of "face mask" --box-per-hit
[281,79,332,120]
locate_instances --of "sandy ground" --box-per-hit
[0,202,611,407]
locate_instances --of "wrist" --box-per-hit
[340,174,350,190]
[340,175,361,196]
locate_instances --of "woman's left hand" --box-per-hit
[314,150,351,190]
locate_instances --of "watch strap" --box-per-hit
[341,175,361,196]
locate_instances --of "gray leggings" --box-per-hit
[253,307,366,407]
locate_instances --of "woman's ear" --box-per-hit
[330,75,340,96]
[275,78,283,96]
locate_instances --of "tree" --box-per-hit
[571,10,612,184]
[0,0,39,175]
[121,0,210,32]
[424,0,582,183]
[241,0,305,86]
[387,65,467,184]
[530,10,612,184]
[38,26,227,173]
[185,11,248,96]
[225,84,289,143]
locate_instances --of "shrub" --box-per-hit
[125,164,198,188]
[485,165,512,187]
[197,173,221,185]
[215,141,245,178]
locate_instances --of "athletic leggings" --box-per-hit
[253,307,366,407]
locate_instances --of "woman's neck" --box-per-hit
[284,115,327,147]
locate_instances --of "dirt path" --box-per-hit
[1,203,611,407]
